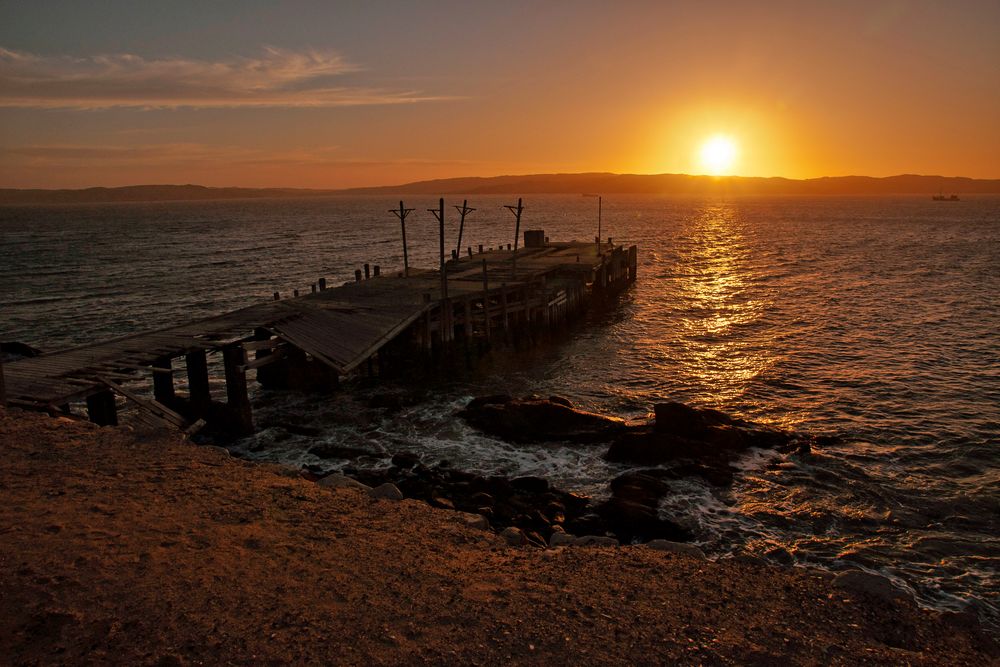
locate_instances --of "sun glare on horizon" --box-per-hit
[699,135,739,175]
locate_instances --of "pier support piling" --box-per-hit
[222,345,253,436]
[185,350,212,414]
[86,389,118,426]
[152,356,175,404]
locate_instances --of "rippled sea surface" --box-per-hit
[2,194,998,628]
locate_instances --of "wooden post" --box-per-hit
[373,265,380,277]
[389,201,414,277]
[86,390,118,426]
[454,200,476,259]
[500,282,509,332]
[504,198,523,279]
[152,356,175,404]
[273,291,280,301]
[467,247,472,257]
[463,298,473,338]
[479,244,484,254]
[428,198,447,300]
[185,350,211,413]
[422,293,432,354]
[319,278,327,291]
[311,283,317,293]
[223,345,253,435]
[481,258,491,340]
[364,263,370,280]
[354,269,362,282]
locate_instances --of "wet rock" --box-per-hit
[832,570,909,603]
[548,395,574,408]
[549,532,578,547]
[605,401,800,477]
[469,491,494,507]
[765,545,795,566]
[391,452,420,469]
[500,527,526,546]
[575,535,619,547]
[511,476,549,493]
[465,394,513,410]
[595,496,691,544]
[645,540,706,559]
[368,483,404,501]
[308,443,371,460]
[456,513,490,531]
[317,474,372,492]
[429,496,455,510]
[460,395,627,443]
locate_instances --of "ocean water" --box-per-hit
[2,194,998,628]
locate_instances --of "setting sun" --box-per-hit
[699,135,738,175]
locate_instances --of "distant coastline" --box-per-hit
[2,173,999,204]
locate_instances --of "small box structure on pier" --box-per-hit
[3,230,637,435]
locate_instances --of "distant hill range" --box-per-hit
[2,174,998,204]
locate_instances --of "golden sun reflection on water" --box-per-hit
[673,202,781,411]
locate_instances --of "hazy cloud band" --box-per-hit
[0,47,445,109]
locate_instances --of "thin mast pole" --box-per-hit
[389,201,414,277]
[454,200,476,257]
[504,197,524,279]
[428,198,447,299]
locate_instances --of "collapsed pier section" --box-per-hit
[2,232,637,435]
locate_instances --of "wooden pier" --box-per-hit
[1,231,637,434]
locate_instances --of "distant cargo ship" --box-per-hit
[932,194,960,201]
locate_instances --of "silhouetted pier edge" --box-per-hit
[1,229,637,436]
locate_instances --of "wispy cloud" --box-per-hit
[0,47,446,109]
[3,143,477,169]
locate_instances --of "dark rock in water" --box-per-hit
[605,402,800,478]
[465,394,513,410]
[511,476,549,493]
[548,395,574,408]
[1,341,42,362]
[653,402,712,438]
[460,395,627,443]
[609,469,672,505]
[308,443,372,460]
[595,496,691,543]
[391,452,420,469]
[605,431,693,465]
[597,469,692,544]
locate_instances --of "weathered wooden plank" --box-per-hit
[96,376,187,429]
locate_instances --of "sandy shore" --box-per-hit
[1,407,995,665]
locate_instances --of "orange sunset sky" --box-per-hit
[0,1,998,189]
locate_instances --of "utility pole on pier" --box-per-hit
[504,197,524,279]
[389,201,415,277]
[454,200,476,258]
[428,198,448,299]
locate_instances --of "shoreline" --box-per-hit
[1,407,996,665]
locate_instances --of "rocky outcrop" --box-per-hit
[459,395,627,444]
[605,402,811,472]
[340,460,693,546]
[591,469,692,543]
